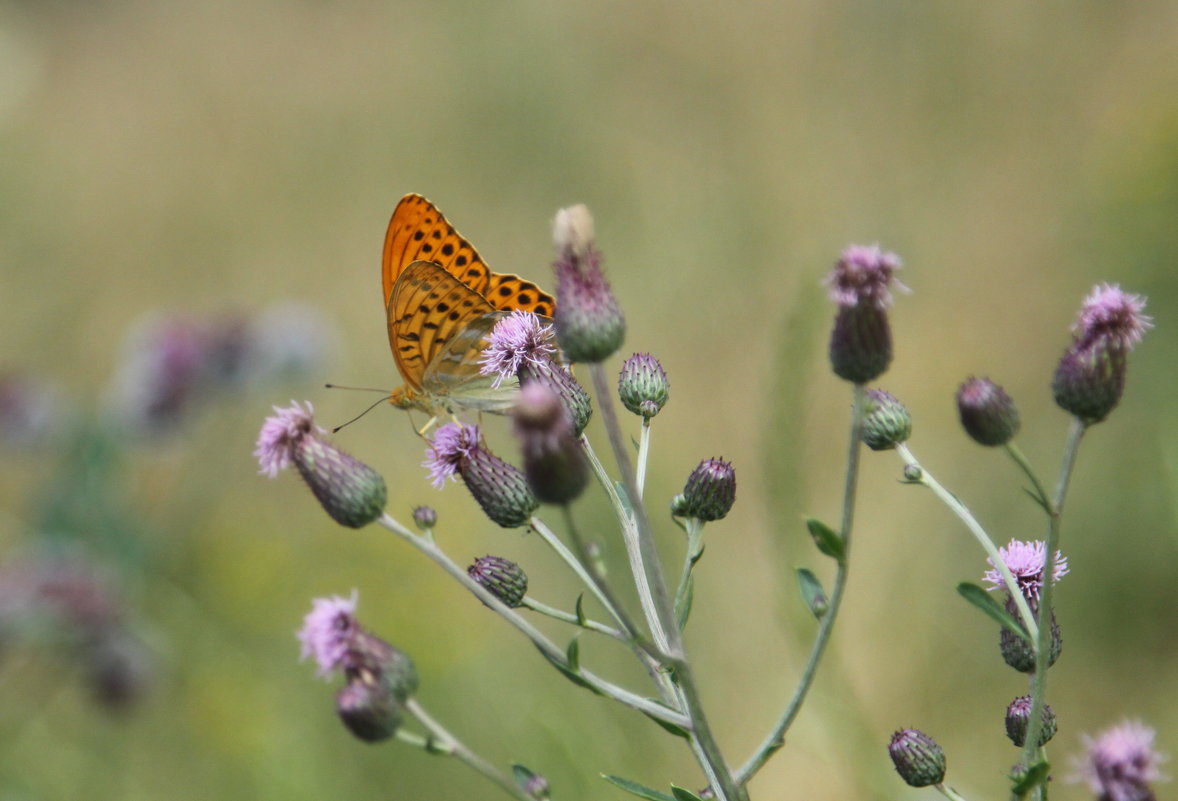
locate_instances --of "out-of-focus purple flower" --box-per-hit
[479,311,557,388]
[824,244,906,310]
[0,371,64,448]
[1072,720,1166,801]
[1072,284,1152,350]
[552,204,625,362]
[983,540,1068,601]
[106,313,209,433]
[297,592,360,678]
[254,400,321,478]
[247,301,338,382]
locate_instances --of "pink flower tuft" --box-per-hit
[1073,283,1152,350]
[983,540,1068,600]
[297,592,360,678]
[824,244,906,309]
[254,400,320,478]
[479,311,557,388]
[422,423,481,489]
[1072,720,1167,801]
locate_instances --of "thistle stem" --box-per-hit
[1004,443,1051,511]
[377,512,689,729]
[1017,418,1085,788]
[520,596,627,640]
[404,697,532,801]
[736,382,867,786]
[637,419,652,498]
[936,782,970,801]
[673,518,704,629]
[893,443,1039,641]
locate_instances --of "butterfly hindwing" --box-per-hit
[388,261,495,392]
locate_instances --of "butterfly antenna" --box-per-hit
[324,383,388,393]
[331,395,390,433]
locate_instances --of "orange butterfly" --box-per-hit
[382,194,556,419]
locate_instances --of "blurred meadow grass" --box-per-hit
[1,1,1176,799]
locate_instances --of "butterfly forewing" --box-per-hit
[388,261,495,391]
[484,274,556,317]
[382,194,492,309]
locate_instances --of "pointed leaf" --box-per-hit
[537,644,602,695]
[795,568,829,619]
[675,575,695,631]
[601,775,676,801]
[566,635,581,670]
[641,700,690,739]
[513,764,547,798]
[805,517,845,562]
[575,594,588,627]
[671,787,706,801]
[957,582,1029,639]
[1010,760,1051,797]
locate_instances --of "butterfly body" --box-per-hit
[382,195,556,419]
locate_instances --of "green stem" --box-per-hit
[936,782,970,801]
[893,443,1039,641]
[1004,443,1051,511]
[404,697,532,801]
[588,363,743,801]
[673,518,704,629]
[1017,418,1086,787]
[519,596,626,639]
[377,512,689,729]
[637,419,652,498]
[735,383,867,786]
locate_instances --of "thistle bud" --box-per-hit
[1052,284,1151,424]
[825,245,904,384]
[424,424,539,528]
[1005,695,1057,748]
[957,377,1020,446]
[513,385,588,505]
[861,389,911,450]
[468,555,529,608]
[552,205,625,362]
[518,361,593,436]
[888,728,946,787]
[671,458,736,522]
[336,677,403,743]
[346,630,419,702]
[618,353,670,420]
[999,602,1062,673]
[256,402,386,528]
[412,505,437,531]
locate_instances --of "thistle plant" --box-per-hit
[258,205,1161,801]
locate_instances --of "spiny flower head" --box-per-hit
[423,423,539,527]
[861,388,912,450]
[888,728,946,787]
[618,353,670,420]
[552,204,625,363]
[467,555,529,608]
[983,540,1068,601]
[518,360,593,436]
[297,592,360,678]
[479,311,557,389]
[957,377,1020,446]
[825,244,905,310]
[1072,720,1166,801]
[826,244,905,383]
[513,384,588,505]
[671,458,736,522]
[1005,695,1057,747]
[256,401,387,528]
[1053,284,1152,424]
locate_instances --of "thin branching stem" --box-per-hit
[735,382,867,787]
[519,597,627,640]
[637,419,652,497]
[404,697,532,801]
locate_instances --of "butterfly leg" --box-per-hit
[415,415,440,438]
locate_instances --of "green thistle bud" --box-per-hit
[552,205,625,363]
[513,385,588,505]
[672,458,736,522]
[888,728,946,787]
[518,361,593,436]
[1000,603,1062,674]
[829,304,893,384]
[336,676,403,743]
[425,424,539,528]
[412,505,437,530]
[346,631,419,702]
[957,377,1020,446]
[861,389,911,450]
[1005,695,1057,748]
[618,353,669,420]
[468,555,529,608]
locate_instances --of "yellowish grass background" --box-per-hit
[1,2,1176,799]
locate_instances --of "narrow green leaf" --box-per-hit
[641,701,690,739]
[795,568,829,619]
[537,644,602,695]
[1010,760,1051,797]
[566,635,581,670]
[805,517,845,562]
[615,481,634,518]
[601,775,676,801]
[1021,486,1051,513]
[670,786,706,801]
[575,594,588,627]
[957,582,1029,639]
[675,575,694,631]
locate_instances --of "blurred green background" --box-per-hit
[1,1,1176,799]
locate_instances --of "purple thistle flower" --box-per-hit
[552,204,626,363]
[1072,284,1152,350]
[825,244,906,310]
[983,540,1069,601]
[255,400,321,477]
[1072,721,1167,801]
[297,592,359,678]
[479,311,557,388]
[513,384,587,505]
[423,422,482,489]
